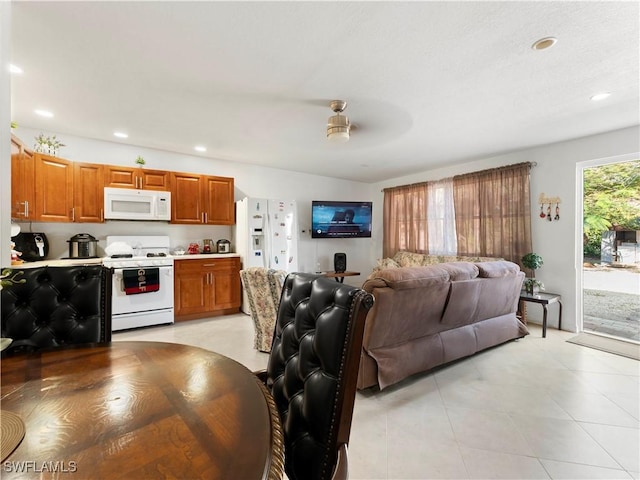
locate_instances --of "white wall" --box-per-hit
[12,128,373,284]
[1,2,12,266]
[371,126,640,332]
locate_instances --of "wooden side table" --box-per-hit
[518,292,562,338]
[322,271,361,283]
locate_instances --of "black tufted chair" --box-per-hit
[1,265,112,356]
[260,272,374,480]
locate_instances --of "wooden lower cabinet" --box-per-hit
[174,257,241,321]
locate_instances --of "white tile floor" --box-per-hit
[114,315,640,480]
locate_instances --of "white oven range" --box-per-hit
[102,235,174,332]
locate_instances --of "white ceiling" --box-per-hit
[10,1,640,183]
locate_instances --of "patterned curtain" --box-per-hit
[453,162,532,264]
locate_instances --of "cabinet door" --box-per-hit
[11,136,35,220]
[210,257,241,310]
[105,165,170,190]
[140,169,170,191]
[74,162,104,223]
[104,165,138,189]
[170,172,204,224]
[174,260,212,319]
[204,176,235,225]
[34,154,74,222]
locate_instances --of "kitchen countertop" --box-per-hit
[173,253,240,260]
[7,258,104,269]
[5,254,240,269]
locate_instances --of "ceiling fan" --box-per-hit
[326,100,350,143]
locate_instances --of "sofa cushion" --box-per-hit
[437,262,479,281]
[364,266,450,291]
[376,257,401,270]
[390,251,503,269]
[476,261,520,278]
[392,251,430,267]
[415,255,460,265]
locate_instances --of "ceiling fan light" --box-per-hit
[327,112,350,143]
[327,128,350,143]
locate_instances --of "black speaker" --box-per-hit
[334,253,347,273]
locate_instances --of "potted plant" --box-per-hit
[33,133,66,156]
[135,155,146,167]
[522,278,544,295]
[521,252,544,294]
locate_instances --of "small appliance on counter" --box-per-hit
[67,233,99,258]
[203,239,214,253]
[216,239,231,254]
[13,232,49,262]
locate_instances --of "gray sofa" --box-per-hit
[358,261,528,390]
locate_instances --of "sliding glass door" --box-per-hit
[580,157,640,343]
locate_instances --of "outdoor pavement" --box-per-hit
[583,268,640,294]
[582,266,640,342]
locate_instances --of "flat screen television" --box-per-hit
[311,201,372,238]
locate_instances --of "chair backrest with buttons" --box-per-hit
[1,265,112,356]
[264,272,374,480]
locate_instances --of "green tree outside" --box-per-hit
[583,160,640,257]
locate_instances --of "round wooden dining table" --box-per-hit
[0,341,284,479]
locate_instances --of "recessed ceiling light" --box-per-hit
[590,92,611,101]
[531,37,557,51]
[194,146,207,152]
[34,109,54,118]
[114,131,129,138]
[9,64,23,74]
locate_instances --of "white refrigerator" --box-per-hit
[235,197,299,313]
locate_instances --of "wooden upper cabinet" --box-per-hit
[141,169,170,190]
[10,135,233,225]
[170,173,235,225]
[34,153,74,222]
[11,135,35,220]
[170,172,204,224]
[74,162,104,223]
[104,165,170,191]
[204,176,235,225]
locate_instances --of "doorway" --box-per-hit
[579,156,640,343]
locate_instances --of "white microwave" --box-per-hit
[104,187,171,221]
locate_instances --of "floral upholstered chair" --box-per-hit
[240,267,286,352]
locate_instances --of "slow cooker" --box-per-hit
[67,233,99,258]
[216,239,231,254]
